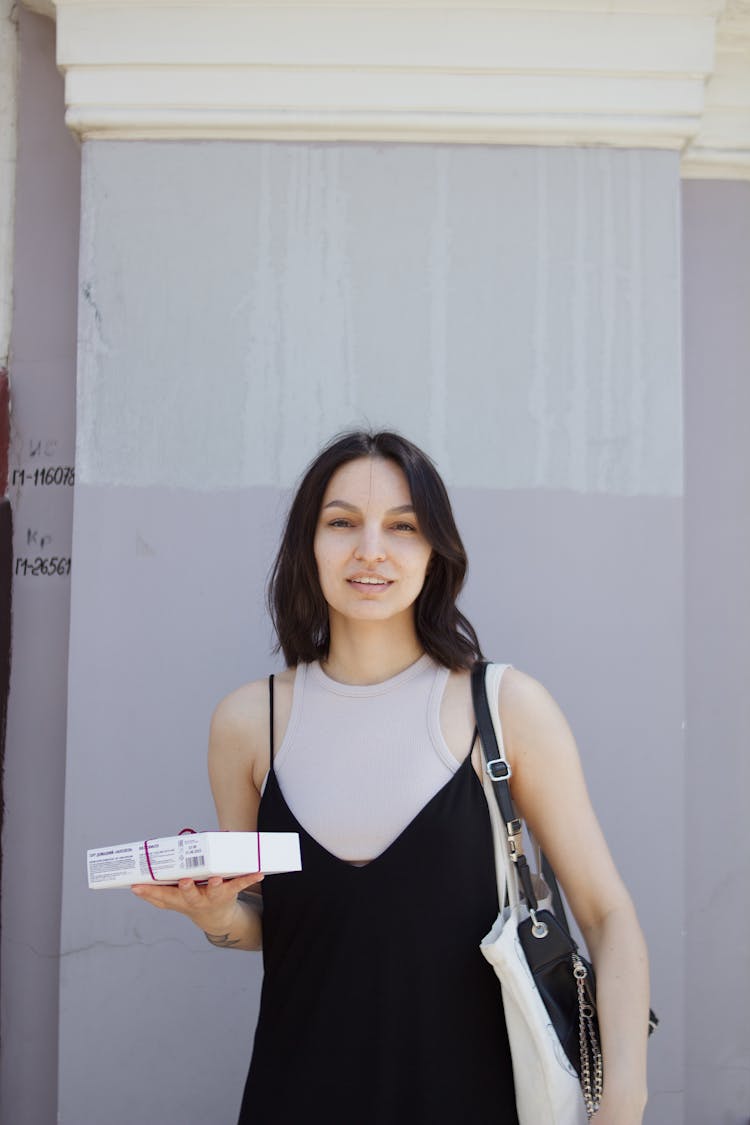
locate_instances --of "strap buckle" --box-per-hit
[506,817,524,859]
[485,758,512,782]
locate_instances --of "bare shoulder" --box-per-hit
[499,666,558,717]
[497,666,579,770]
[212,667,294,724]
[209,668,296,790]
[211,678,269,742]
[442,665,567,767]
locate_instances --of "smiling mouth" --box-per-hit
[347,577,392,588]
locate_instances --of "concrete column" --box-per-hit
[59,141,684,1124]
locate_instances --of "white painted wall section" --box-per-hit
[76,143,682,497]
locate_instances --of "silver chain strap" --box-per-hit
[573,955,603,1119]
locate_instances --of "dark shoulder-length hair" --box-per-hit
[267,430,482,670]
[268,429,481,666]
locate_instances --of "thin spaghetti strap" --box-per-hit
[268,674,275,770]
[468,724,479,756]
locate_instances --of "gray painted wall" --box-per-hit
[0,9,79,1125]
[58,140,684,1124]
[683,180,750,1125]
[7,25,749,1124]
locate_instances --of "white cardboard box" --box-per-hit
[87,831,301,889]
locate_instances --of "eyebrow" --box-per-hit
[322,500,416,515]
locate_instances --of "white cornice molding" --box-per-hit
[27,0,750,179]
[682,1,750,177]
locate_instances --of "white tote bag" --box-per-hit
[479,663,589,1125]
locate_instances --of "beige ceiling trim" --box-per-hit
[683,1,750,176]
[28,0,750,179]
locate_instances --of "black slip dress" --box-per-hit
[238,676,518,1125]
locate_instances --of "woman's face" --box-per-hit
[313,456,433,628]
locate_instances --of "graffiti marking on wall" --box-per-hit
[14,556,71,577]
[11,467,75,487]
[10,436,74,581]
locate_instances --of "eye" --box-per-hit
[328,518,353,528]
[392,521,417,533]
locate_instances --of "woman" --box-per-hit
[133,430,650,1124]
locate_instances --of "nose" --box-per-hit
[353,522,386,564]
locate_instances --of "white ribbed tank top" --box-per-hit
[272,653,465,864]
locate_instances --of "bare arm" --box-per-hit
[500,669,650,1124]
[132,680,270,952]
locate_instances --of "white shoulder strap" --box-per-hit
[484,662,512,764]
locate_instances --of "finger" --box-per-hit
[131,884,185,909]
[177,879,209,908]
[198,873,263,901]
[132,880,202,911]
[201,874,260,905]
[224,872,265,893]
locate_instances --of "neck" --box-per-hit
[323,616,425,686]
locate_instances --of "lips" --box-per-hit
[346,574,392,588]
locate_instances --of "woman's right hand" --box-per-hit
[131,873,264,946]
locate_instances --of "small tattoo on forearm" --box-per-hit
[204,931,241,948]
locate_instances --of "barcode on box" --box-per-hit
[184,855,205,869]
